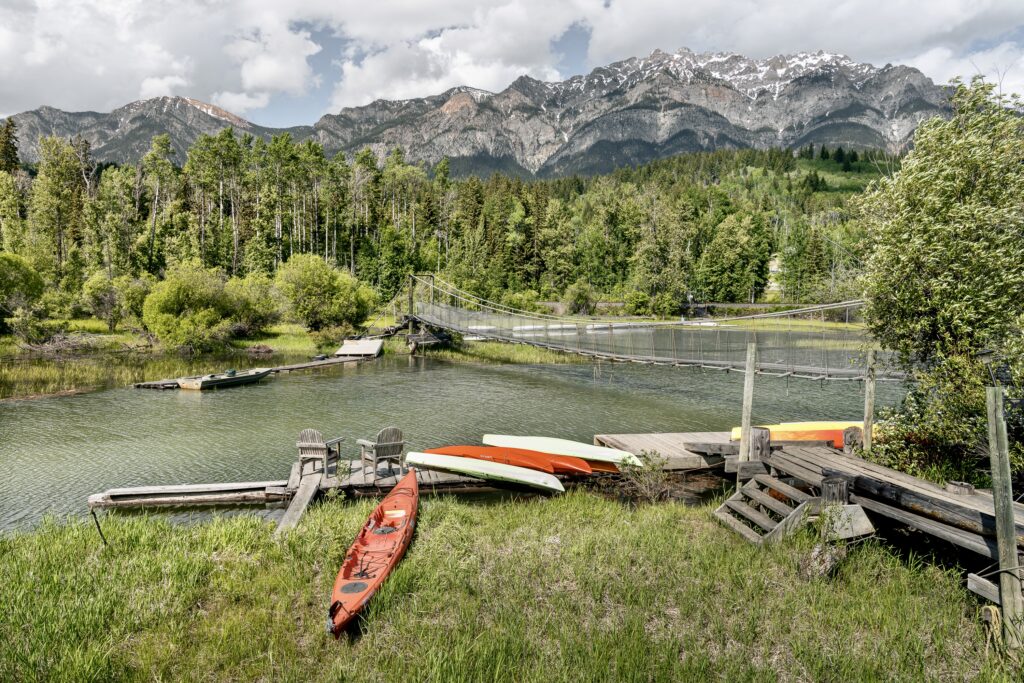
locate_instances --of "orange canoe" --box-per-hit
[585,460,620,474]
[425,445,593,475]
[328,469,419,637]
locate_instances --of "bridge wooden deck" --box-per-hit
[133,355,366,389]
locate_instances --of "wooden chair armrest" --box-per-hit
[325,436,345,447]
[355,439,375,448]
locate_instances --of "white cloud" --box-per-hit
[0,0,1023,123]
[139,75,189,99]
[211,90,272,114]
[907,42,1024,98]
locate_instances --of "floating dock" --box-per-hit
[593,431,733,469]
[133,355,365,390]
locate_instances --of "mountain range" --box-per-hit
[6,47,950,177]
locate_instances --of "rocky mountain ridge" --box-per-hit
[6,47,950,176]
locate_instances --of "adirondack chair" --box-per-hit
[296,428,344,481]
[357,426,406,483]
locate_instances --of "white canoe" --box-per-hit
[405,452,565,493]
[481,435,642,467]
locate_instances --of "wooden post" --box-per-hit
[987,386,1024,648]
[737,341,757,489]
[749,427,771,462]
[822,476,850,505]
[863,349,876,452]
[843,426,863,456]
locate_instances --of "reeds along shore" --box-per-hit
[0,491,1008,681]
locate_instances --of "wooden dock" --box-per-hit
[133,355,365,389]
[593,431,733,469]
[88,480,290,508]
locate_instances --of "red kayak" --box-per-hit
[425,445,593,475]
[327,469,419,637]
[585,460,620,474]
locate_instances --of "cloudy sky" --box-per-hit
[1,0,1023,126]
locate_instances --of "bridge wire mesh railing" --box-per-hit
[408,275,905,382]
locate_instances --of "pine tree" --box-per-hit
[834,146,846,163]
[819,145,830,160]
[0,119,19,174]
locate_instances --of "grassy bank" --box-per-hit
[1,492,1009,681]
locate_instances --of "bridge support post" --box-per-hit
[737,341,757,490]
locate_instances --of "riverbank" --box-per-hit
[0,491,1006,681]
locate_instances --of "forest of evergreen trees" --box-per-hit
[0,118,888,330]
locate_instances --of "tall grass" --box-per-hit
[0,493,1009,681]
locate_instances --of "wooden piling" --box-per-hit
[863,349,876,452]
[407,274,415,333]
[737,341,757,490]
[986,386,1023,648]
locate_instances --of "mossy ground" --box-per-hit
[0,492,1011,682]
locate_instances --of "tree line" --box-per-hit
[0,117,887,344]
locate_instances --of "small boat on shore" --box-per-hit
[729,421,864,448]
[176,368,272,391]
[406,452,565,493]
[425,445,593,475]
[482,434,642,467]
[328,469,419,637]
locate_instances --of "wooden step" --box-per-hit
[753,474,811,504]
[741,484,795,517]
[725,499,778,531]
[713,509,763,544]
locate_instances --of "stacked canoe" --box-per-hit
[406,434,643,493]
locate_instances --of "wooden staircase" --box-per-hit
[714,474,821,544]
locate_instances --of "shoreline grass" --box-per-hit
[421,340,589,365]
[0,492,1009,681]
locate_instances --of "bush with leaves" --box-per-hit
[142,260,234,352]
[861,78,1024,479]
[624,290,651,316]
[113,274,155,324]
[225,273,279,337]
[500,289,545,314]
[82,272,122,332]
[0,252,44,332]
[562,279,596,315]
[274,254,375,331]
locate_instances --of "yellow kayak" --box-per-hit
[729,421,864,448]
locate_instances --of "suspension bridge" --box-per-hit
[389,275,903,382]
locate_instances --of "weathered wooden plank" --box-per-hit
[764,453,825,488]
[737,460,769,481]
[286,462,301,491]
[851,494,999,559]
[725,499,778,531]
[89,490,287,508]
[752,474,811,504]
[742,483,795,517]
[713,509,763,544]
[762,499,820,543]
[969,573,1001,605]
[105,480,288,497]
[275,460,320,536]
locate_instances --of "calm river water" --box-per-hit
[0,356,905,531]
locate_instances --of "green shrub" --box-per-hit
[274,254,375,331]
[869,352,996,484]
[142,260,234,352]
[651,292,679,318]
[309,323,358,351]
[113,274,155,324]
[82,272,121,332]
[0,252,44,331]
[562,279,596,315]
[225,273,279,337]
[501,289,544,313]
[624,290,650,316]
